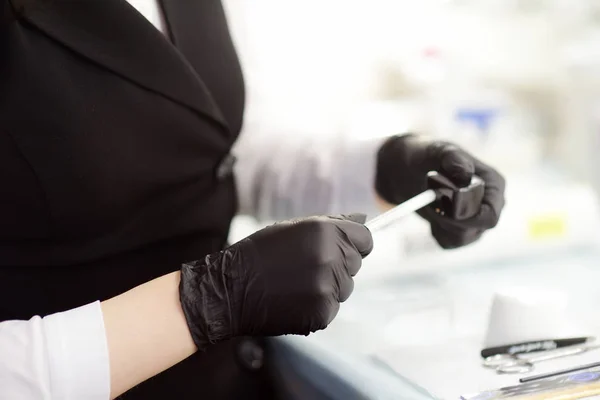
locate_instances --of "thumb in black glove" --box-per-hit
[179,213,373,351]
[375,134,506,249]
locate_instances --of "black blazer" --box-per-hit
[0,1,271,398]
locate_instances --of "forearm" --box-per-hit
[234,123,386,221]
[101,271,196,399]
[0,271,197,400]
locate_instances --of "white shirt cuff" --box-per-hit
[43,301,110,400]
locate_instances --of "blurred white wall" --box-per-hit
[223,0,600,266]
[225,1,561,116]
[224,0,600,190]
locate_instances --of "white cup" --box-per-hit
[484,287,590,348]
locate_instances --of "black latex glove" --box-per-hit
[375,134,506,249]
[179,214,373,351]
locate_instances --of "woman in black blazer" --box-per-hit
[0,0,505,399]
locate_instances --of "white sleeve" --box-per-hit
[0,301,111,400]
[233,117,387,222]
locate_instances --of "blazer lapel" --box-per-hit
[20,0,229,132]
[159,0,246,136]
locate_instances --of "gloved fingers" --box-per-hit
[322,300,341,330]
[333,226,362,302]
[431,223,484,249]
[340,235,364,277]
[417,155,505,231]
[303,296,342,334]
[424,142,475,187]
[331,213,368,224]
[474,160,506,222]
[468,201,502,229]
[331,218,374,258]
[422,200,499,233]
[446,162,505,230]
[439,147,475,188]
[338,274,355,302]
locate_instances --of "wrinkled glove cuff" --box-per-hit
[179,254,234,351]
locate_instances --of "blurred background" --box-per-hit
[221,1,600,397]
[225,0,600,273]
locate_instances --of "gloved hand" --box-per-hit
[375,133,506,249]
[179,214,373,351]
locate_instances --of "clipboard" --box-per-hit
[461,367,600,400]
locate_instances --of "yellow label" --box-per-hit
[528,213,567,239]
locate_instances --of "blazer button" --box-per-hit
[216,153,236,180]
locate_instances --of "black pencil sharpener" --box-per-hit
[426,171,485,220]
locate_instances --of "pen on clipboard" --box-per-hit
[481,337,593,359]
[365,171,485,232]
